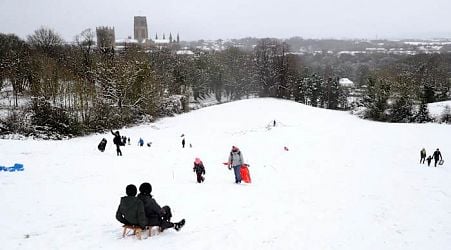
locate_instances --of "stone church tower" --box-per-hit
[96,26,115,49]
[134,16,148,43]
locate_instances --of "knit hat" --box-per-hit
[139,182,152,194]
[195,157,201,164]
[126,184,137,196]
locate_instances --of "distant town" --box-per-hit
[96,16,451,56]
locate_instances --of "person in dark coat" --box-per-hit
[193,158,206,183]
[111,130,122,156]
[116,184,147,229]
[420,148,426,164]
[137,182,185,232]
[433,148,443,167]
[426,155,433,167]
[182,138,186,148]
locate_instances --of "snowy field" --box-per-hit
[1,98,450,250]
[428,100,451,118]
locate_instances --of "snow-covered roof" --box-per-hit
[154,39,170,44]
[115,38,138,44]
[176,50,194,55]
[339,78,354,87]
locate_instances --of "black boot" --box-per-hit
[174,219,185,231]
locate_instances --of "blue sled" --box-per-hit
[0,163,25,172]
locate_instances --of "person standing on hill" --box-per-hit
[228,146,244,184]
[433,148,443,167]
[111,130,123,156]
[420,148,426,164]
[193,158,206,183]
[182,138,186,148]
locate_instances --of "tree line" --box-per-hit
[0,28,450,138]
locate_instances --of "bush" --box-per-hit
[157,95,185,117]
[30,98,82,137]
[1,109,33,136]
[441,105,451,124]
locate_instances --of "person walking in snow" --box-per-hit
[426,155,433,167]
[193,158,206,183]
[115,184,147,229]
[182,138,186,148]
[228,146,244,184]
[138,138,144,147]
[420,148,426,164]
[111,130,123,156]
[137,182,185,232]
[433,148,443,167]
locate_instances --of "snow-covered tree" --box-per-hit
[414,101,432,123]
[441,105,451,124]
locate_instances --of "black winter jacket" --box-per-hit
[137,193,164,226]
[433,150,442,160]
[111,131,121,145]
[193,162,206,175]
[115,196,147,228]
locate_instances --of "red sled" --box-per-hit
[240,164,251,183]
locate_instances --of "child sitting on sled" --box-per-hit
[193,158,206,183]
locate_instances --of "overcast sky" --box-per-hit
[1,0,451,42]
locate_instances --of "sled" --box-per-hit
[240,164,251,183]
[439,159,444,165]
[0,163,24,172]
[122,225,160,240]
[98,138,107,152]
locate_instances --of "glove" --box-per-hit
[228,166,232,170]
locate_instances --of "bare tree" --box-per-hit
[27,26,64,54]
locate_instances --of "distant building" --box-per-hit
[115,36,138,50]
[339,78,354,88]
[96,26,115,49]
[153,32,180,49]
[339,78,365,105]
[134,16,148,43]
[176,49,194,55]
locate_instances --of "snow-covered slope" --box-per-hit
[1,98,450,250]
[428,100,451,118]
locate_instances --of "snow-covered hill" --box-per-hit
[1,98,450,250]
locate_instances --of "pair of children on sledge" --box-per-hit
[116,183,185,233]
